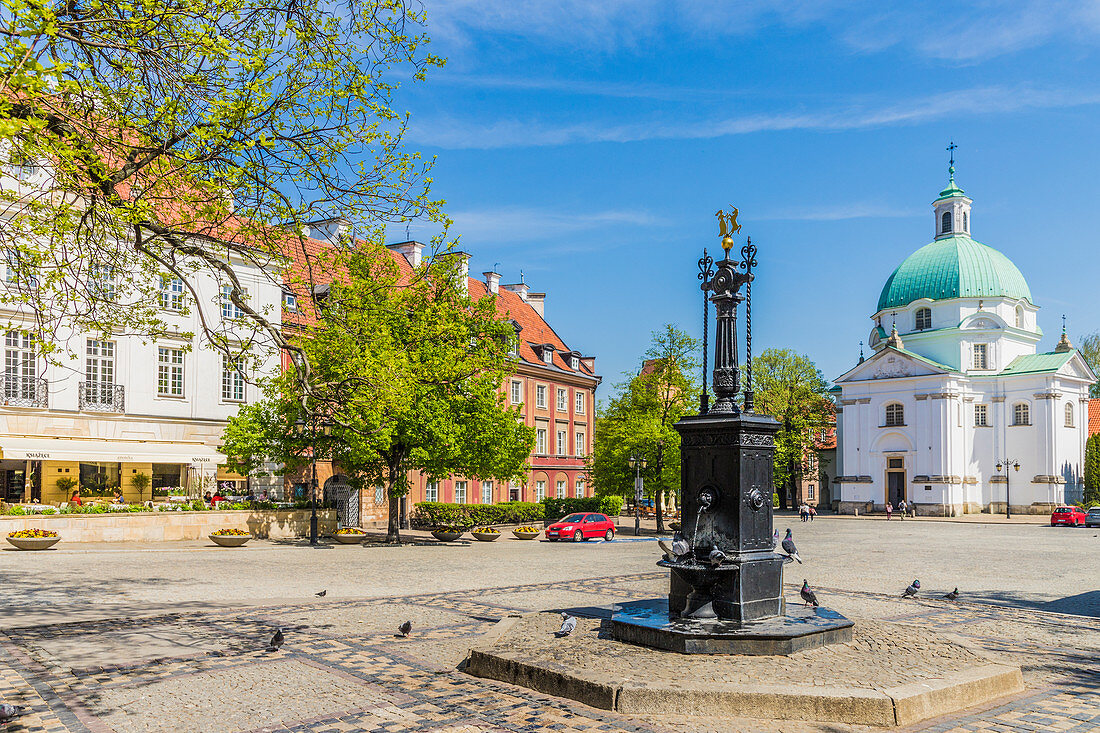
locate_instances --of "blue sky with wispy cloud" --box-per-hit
[394,0,1100,387]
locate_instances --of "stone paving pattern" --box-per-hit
[0,568,1097,733]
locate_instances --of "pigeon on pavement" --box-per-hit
[556,612,577,637]
[0,704,25,723]
[781,529,802,564]
[944,587,959,600]
[902,579,920,598]
[800,580,819,607]
[268,628,284,651]
[398,620,412,637]
[315,590,327,597]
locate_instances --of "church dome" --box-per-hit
[877,234,1033,312]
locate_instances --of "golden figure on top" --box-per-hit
[716,207,741,251]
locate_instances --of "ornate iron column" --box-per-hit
[697,250,714,414]
[703,214,750,414]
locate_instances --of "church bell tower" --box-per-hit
[933,142,972,239]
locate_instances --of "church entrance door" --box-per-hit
[886,458,906,507]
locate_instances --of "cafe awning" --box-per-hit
[0,436,226,466]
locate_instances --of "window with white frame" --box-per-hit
[85,339,115,405]
[222,355,245,402]
[972,343,988,370]
[915,307,932,330]
[556,429,566,456]
[574,479,584,498]
[941,211,952,234]
[535,480,546,501]
[974,404,988,426]
[808,485,815,500]
[536,384,547,409]
[536,427,547,454]
[157,347,185,396]
[542,348,554,365]
[454,481,467,504]
[160,277,185,310]
[570,355,579,370]
[556,388,566,411]
[90,263,116,300]
[556,480,566,498]
[4,249,37,288]
[510,380,522,404]
[574,391,585,414]
[3,331,36,400]
[282,291,298,313]
[1013,402,1030,426]
[481,480,493,504]
[221,285,246,320]
[1065,402,1074,427]
[425,481,439,502]
[885,402,904,427]
[575,431,585,456]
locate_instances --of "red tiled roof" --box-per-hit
[1089,399,1100,437]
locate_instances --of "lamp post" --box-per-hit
[995,458,1020,519]
[628,453,647,536]
[296,416,333,545]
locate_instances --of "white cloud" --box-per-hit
[408,85,1100,149]
[435,206,668,244]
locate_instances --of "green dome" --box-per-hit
[877,235,1033,312]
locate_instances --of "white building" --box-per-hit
[0,166,283,504]
[833,165,1096,516]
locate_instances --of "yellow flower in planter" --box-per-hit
[211,528,250,536]
[9,529,59,538]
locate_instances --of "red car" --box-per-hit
[1050,506,1087,527]
[546,513,615,542]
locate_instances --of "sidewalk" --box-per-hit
[783,510,1051,525]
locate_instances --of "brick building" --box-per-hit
[282,235,600,527]
[794,411,837,509]
[1089,399,1100,437]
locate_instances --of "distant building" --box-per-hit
[1089,399,1100,438]
[795,415,836,509]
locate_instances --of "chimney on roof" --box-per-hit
[446,251,470,295]
[484,270,500,294]
[309,218,351,243]
[502,281,528,302]
[527,292,545,318]
[387,240,423,268]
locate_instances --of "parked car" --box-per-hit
[1050,506,1087,527]
[1085,507,1100,528]
[546,513,616,542]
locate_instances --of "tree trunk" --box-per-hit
[385,464,401,544]
[655,484,664,533]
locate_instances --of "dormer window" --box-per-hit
[542,347,554,365]
[915,308,931,330]
[570,355,579,370]
[941,211,952,234]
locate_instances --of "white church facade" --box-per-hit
[832,164,1096,516]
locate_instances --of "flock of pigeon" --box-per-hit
[262,590,415,654]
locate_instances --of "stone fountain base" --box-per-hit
[610,598,853,655]
[466,610,1024,727]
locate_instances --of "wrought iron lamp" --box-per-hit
[628,453,647,537]
[995,459,1020,519]
[295,417,334,544]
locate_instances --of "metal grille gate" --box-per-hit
[324,475,360,528]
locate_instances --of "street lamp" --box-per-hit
[628,453,647,536]
[296,416,333,545]
[995,459,1020,519]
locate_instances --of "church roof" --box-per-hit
[877,235,1033,311]
[998,351,1075,376]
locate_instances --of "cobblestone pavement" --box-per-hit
[0,567,1097,733]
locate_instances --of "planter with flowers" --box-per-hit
[334,527,367,544]
[7,529,61,550]
[208,528,252,547]
[431,526,464,542]
[511,526,541,540]
[471,526,500,542]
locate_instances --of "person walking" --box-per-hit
[897,499,907,520]
[808,505,816,521]
[885,501,893,521]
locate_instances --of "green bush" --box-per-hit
[3,506,26,515]
[772,492,780,508]
[412,501,544,529]
[541,495,624,521]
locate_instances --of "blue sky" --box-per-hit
[391,1,1100,393]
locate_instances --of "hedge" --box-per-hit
[412,501,544,529]
[541,495,624,521]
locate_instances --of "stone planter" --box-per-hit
[431,529,464,542]
[511,529,541,540]
[334,532,366,544]
[472,531,501,542]
[209,533,251,547]
[6,536,60,550]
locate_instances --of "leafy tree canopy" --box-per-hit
[1078,332,1100,399]
[221,244,535,541]
[1084,433,1100,507]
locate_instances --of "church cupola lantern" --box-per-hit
[933,142,972,240]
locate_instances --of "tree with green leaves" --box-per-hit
[222,244,535,543]
[1085,433,1100,508]
[589,324,699,532]
[0,0,443,389]
[1078,332,1100,399]
[750,348,833,510]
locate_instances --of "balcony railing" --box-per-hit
[2,375,47,408]
[79,382,125,412]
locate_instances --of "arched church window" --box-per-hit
[915,307,932,330]
[941,211,952,234]
[1015,305,1024,328]
[885,403,905,427]
[963,211,969,232]
[1013,403,1030,426]
[1065,403,1074,427]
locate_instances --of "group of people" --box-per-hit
[885,500,917,520]
[798,503,817,522]
[67,488,126,506]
